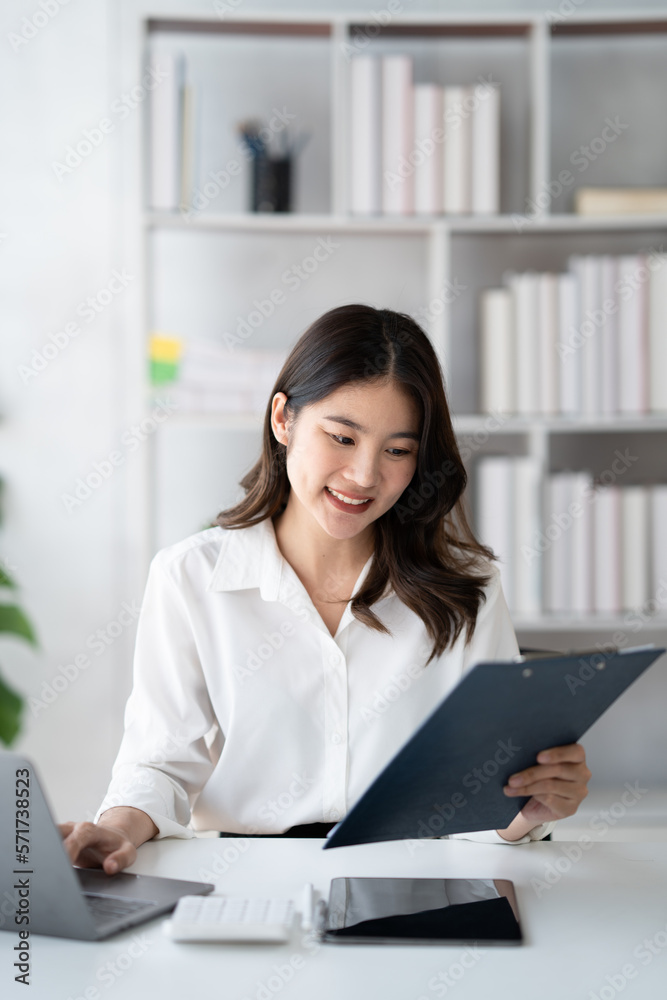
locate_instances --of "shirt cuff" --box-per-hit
[447,821,557,845]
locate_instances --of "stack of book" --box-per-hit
[349,55,500,216]
[476,455,667,619]
[149,334,284,414]
[479,252,667,416]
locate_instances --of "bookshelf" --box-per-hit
[132,10,667,647]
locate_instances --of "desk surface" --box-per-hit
[3,837,667,1000]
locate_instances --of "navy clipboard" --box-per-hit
[323,645,665,850]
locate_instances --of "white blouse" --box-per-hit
[96,518,555,845]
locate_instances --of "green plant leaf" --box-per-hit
[0,566,16,589]
[0,673,23,746]
[0,605,38,646]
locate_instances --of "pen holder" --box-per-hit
[251,154,291,212]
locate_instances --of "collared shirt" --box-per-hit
[96,518,555,845]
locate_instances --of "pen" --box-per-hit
[301,882,315,931]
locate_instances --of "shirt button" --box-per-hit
[329,810,340,822]
[331,732,342,745]
[329,652,342,666]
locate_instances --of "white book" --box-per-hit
[507,272,540,415]
[544,473,573,614]
[471,82,500,215]
[651,484,667,610]
[479,288,514,414]
[599,256,619,416]
[648,253,667,412]
[513,458,542,615]
[616,254,649,414]
[537,273,559,416]
[621,486,649,610]
[413,84,444,214]
[570,471,594,616]
[557,272,580,415]
[381,55,414,215]
[149,50,183,211]
[592,485,621,615]
[570,255,602,417]
[476,456,514,609]
[349,56,382,215]
[443,86,471,214]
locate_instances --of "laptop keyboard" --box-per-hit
[85,893,158,925]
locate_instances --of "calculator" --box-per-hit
[164,895,295,943]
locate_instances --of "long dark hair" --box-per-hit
[213,304,494,663]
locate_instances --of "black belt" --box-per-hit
[218,822,335,838]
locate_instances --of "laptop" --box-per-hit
[0,751,213,940]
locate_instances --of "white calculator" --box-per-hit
[164,895,295,943]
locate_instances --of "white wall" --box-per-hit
[2,0,667,825]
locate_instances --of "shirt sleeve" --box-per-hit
[446,566,558,845]
[94,550,217,839]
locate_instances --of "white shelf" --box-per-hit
[138,10,667,638]
[514,614,667,633]
[145,211,667,235]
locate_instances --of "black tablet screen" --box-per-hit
[322,877,522,945]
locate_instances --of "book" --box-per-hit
[651,485,667,610]
[556,272,580,415]
[413,84,444,214]
[381,55,414,215]
[621,486,649,611]
[544,473,574,614]
[592,485,621,615]
[537,273,558,416]
[599,256,619,416]
[575,187,667,216]
[443,86,470,214]
[149,50,184,211]
[512,458,542,615]
[648,253,667,412]
[476,456,513,609]
[569,471,594,616]
[507,272,539,415]
[569,255,601,417]
[616,255,649,414]
[349,56,382,215]
[479,288,513,414]
[470,82,500,215]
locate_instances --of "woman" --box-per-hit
[61,304,590,874]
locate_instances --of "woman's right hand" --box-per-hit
[59,807,158,875]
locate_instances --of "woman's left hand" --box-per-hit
[503,742,592,824]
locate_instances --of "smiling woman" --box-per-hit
[59,303,591,871]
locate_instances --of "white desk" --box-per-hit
[3,837,667,1000]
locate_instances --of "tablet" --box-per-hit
[319,877,522,946]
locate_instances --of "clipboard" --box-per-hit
[323,645,665,849]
